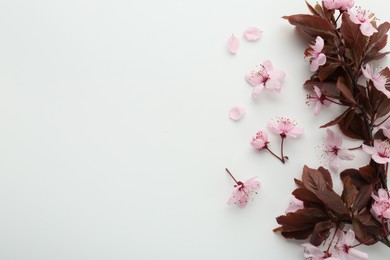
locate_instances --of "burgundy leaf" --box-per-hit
[320,107,351,128]
[318,63,340,82]
[341,176,358,209]
[359,165,378,184]
[352,219,369,242]
[314,189,350,217]
[340,168,368,188]
[292,188,323,205]
[338,109,370,141]
[336,76,356,105]
[302,165,328,192]
[353,184,374,212]
[365,22,390,58]
[310,220,334,246]
[318,167,333,188]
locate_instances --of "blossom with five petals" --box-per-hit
[268,118,304,138]
[245,60,286,98]
[302,243,340,260]
[371,188,390,220]
[348,8,378,37]
[250,130,269,150]
[306,36,327,72]
[227,177,261,208]
[361,64,390,98]
[362,139,390,164]
[324,129,355,173]
[323,0,354,11]
[334,230,368,260]
[307,86,332,115]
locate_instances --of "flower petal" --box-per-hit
[349,248,368,260]
[229,106,245,121]
[262,60,274,71]
[252,85,264,98]
[287,127,304,138]
[362,144,376,155]
[372,154,390,164]
[227,34,239,54]
[316,53,327,66]
[360,22,378,37]
[243,26,262,41]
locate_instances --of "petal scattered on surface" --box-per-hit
[227,34,239,54]
[229,106,245,121]
[243,26,262,41]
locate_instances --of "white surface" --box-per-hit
[0,0,389,259]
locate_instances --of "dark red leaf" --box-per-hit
[341,176,358,209]
[281,229,314,240]
[320,108,351,128]
[318,167,333,188]
[305,1,321,16]
[364,51,390,63]
[283,14,337,40]
[336,76,356,105]
[353,184,373,212]
[302,165,328,192]
[292,188,323,205]
[314,189,350,217]
[352,219,368,242]
[359,165,378,184]
[338,109,370,141]
[365,22,390,58]
[340,168,368,188]
[318,63,340,82]
[310,220,334,246]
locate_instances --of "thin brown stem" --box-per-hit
[266,147,285,164]
[225,168,239,185]
[281,137,286,163]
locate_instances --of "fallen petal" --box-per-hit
[229,106,245,121]
[243,27,262,41]
[227,34,239,54]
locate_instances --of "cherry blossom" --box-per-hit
[306,36,327,72]
[285,196,304,213]
[324,129,355,173]
[371,188,390,220]
[361,64,390,98]
[227,34,239,54]
[362,139,390,164]
[334,230,368,260]
[245,60,286,98]
[250,130,269,150]
[226,169,261,208]
[307,86,332,115]
[243,26,262,41]
[268,117,304,138]
[323,0,354,11]
[302,243,340,260]
[228,106,245,121]
[348,8,378,37]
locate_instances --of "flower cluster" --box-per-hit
[276,0,390,257]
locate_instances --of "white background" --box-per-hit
[0,0,389,259]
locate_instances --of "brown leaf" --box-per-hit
[338,109,370,141]
[292,188,323,205]
[359,165,378,184]
[364,51,390,63]
[310,220,334,246]
[340,168,368,188]
[318,63,340,82]
[340,13,368,66]
[302,165,327,192]
[314,190,350,218]
[305,1,321,16]
[353,184,373,212]
[352,219,368,242]
[318,167,333,188]
[336,76,356,105]
[365,22,390,58]
[320,108,351,128]
[342,176,358,209]
[283,14,337,40]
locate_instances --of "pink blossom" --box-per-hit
[334,229,368,260]
[302,243,340,260]
[362,64,390,98]
[228,106,245,121]
[348,8,378,37]
[245,60,286,98]
[285,196,304,213]
[250,130,269,150]
[324,129,355,173]
[323,0,354,11]
[307,86,332,115]
[227,34,239,54]
[243,26,262,41]
[371,188,390,220]
[306,36,327,72]
[227,177,261,208]
[362,139,390,164]
[379,119,390,139]
[268,117,304,138]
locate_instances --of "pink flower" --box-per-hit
[285,196,304,213]
[228,106,245,121]
[334,229,368,260]
[227,177,261,208]
[307,86,332,115]
[250,130,269,150]
[324,129,355,173]
[362,64,390,98]
[243,26,262,41]
[302,243,340,260]
[371,188,390,220]
[323,0,354,11]
[348,8,378,37]
[245,60,286,98]
[379,119,390,138]
[362,139,390,164]
[268,117,304,138]
[306,36,327,72]
[227,34,239,54]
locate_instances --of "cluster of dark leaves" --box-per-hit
[276,1,390,247]
[276,165,387,246]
